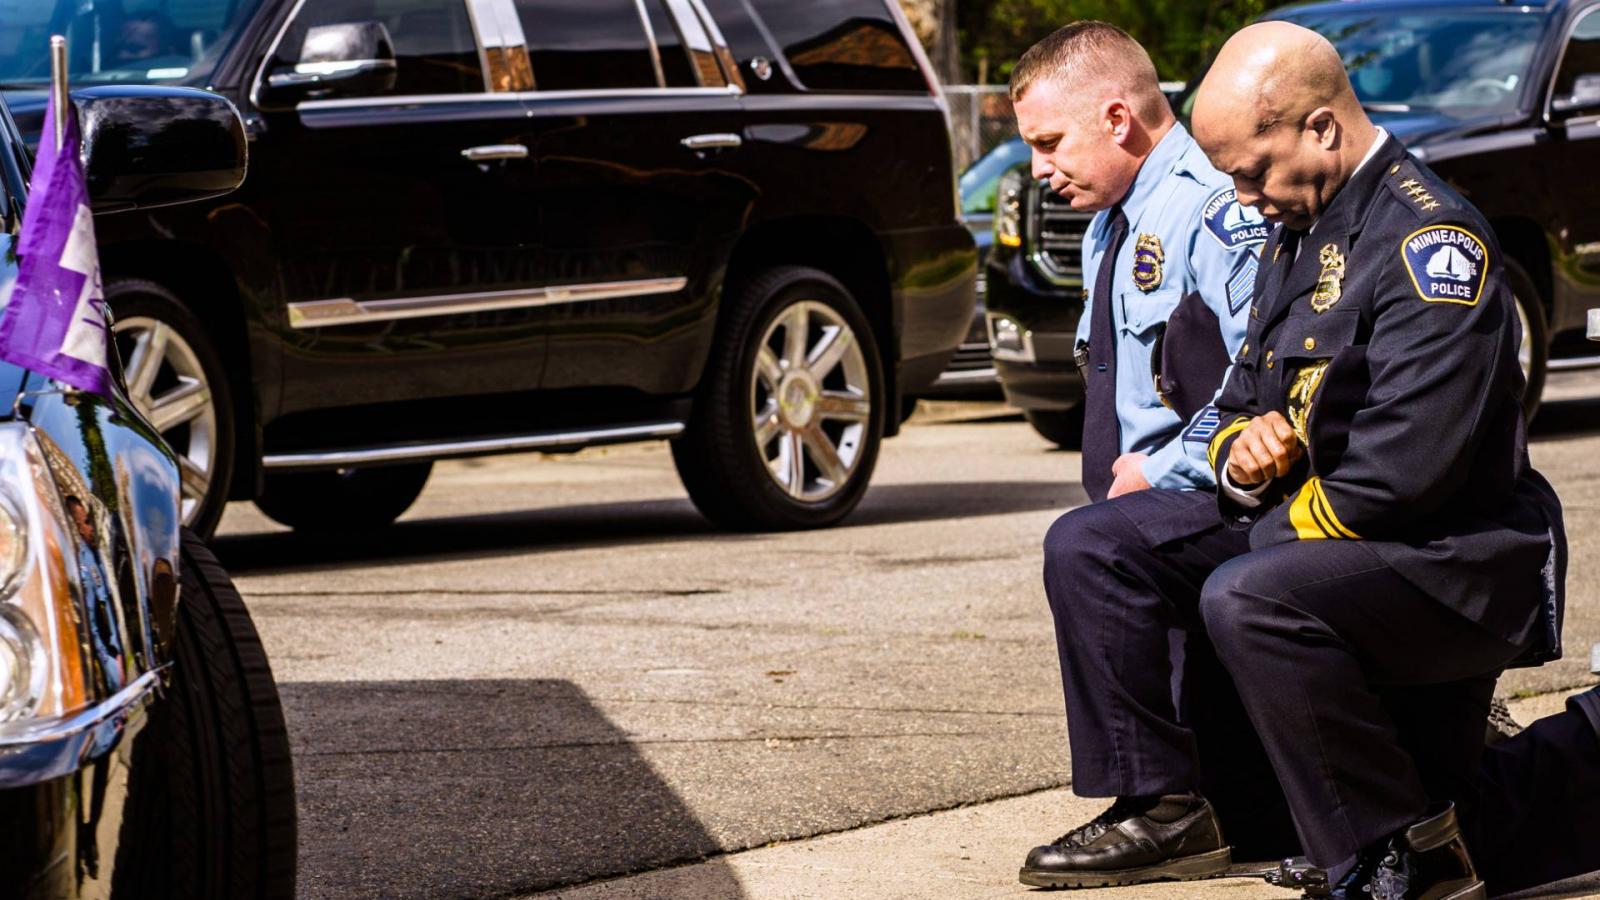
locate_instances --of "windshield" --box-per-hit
[0,0,263,89]
[1278,10,1547,117]
[960,139,1030,216]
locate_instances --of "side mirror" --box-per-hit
[1552,73,1600,116]
[260,21,397,107]
[74,86,248,214]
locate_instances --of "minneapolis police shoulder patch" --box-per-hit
[1201,187,1270,250]
[1401,225,1488,306]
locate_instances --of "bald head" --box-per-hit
[1197,22,1360,137]
[1190,21,1377,230]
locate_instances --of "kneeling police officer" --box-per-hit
[1024,21,1567,899]
[1011,21,1264,503]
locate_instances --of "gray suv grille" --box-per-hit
[1028,182,1093,287]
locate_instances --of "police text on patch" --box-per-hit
[1201,188,1270,250]
[1400,226,1488,306]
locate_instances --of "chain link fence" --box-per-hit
[945,85,1016,173]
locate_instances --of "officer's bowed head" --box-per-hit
[1010,21,1177,213]
[1191,22,1381,231]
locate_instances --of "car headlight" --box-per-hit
[0,424,90,729]
[987,313,1035,363]
[995,167,1027,249]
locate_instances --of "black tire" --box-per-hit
[1025,406,1084,449]
[1505,259,1548,424]
[112,530,296,899]
[673,266,886,530]
[254,462,433,533]
[108,279,235,541]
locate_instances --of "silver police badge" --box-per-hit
[1132,233,1164,292]
[1311,244,1345,313]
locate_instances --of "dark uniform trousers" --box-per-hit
[1045,138,1569,880]
[1044,488,1524,875]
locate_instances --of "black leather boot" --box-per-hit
[1324,804,1485,900]
[1019,794,1232,888]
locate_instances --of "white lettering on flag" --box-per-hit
[57,203,107,369]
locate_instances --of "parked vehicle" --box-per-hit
[0,86,295,899]
[916,138,1030,402]
[988,2,1600,445]
[0,0,976,537]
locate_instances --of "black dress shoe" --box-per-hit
[1018,794,1232,889]
[1324,804,1485,900]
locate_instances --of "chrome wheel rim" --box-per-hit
[114,316,217,525]
[1514,294,1534,384]
[750,300,871,503]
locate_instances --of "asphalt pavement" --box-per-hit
[214,390,1600,900]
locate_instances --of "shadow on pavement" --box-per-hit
[286,678,745,900]
[214,480,1086,574]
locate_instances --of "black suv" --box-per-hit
[0,0,976,536]
[988,0,1600,444]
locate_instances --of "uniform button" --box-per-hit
[1265,349,1275,369]
[1389,164,1400,174]
[1304,337,1316,351]
[1241,343,1249,356]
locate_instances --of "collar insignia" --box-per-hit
[1132,233,1165,292]
[1311,244,1345,313]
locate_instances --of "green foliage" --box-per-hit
[961,0,1288,84]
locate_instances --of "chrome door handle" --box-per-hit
[681,133,743,152]
[461,144,529,162]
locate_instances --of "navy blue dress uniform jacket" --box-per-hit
[1206,138,1566,655]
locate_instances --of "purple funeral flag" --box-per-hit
[0,98,112,398]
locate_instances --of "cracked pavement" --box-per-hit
[213,393,1600,899]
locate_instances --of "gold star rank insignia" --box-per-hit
[1311,244,1345,313]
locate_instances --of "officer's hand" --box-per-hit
[1108,453,1152,498]
[1226,412,1302,487]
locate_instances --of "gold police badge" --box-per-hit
[1311,244,1345,313]
[1132,233,1164,292]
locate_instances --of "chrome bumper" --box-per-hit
[0,669,162,789]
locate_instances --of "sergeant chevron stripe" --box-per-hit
[1289,476,1360,540]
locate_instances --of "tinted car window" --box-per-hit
[278,0,485,97]
[1552,8,1600,107]
[1280,10,1545,117]
[746,0,924,93]
[515,0,662,90]
[0,0,263,88]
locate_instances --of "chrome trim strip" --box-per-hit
[249,0,311,111]
[262,422,687,471]
[0,669,163,789]
[299,85,741,112]
[287,277,688,329]
[1549,353,1600,371]
[931,366,998,386]
[1545,7,1600,124]
[634,0,668,88]
[462,0,501,93]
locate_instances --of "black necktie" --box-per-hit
[1082,205,1130,502]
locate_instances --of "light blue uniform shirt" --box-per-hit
[1077,123,1264,490]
